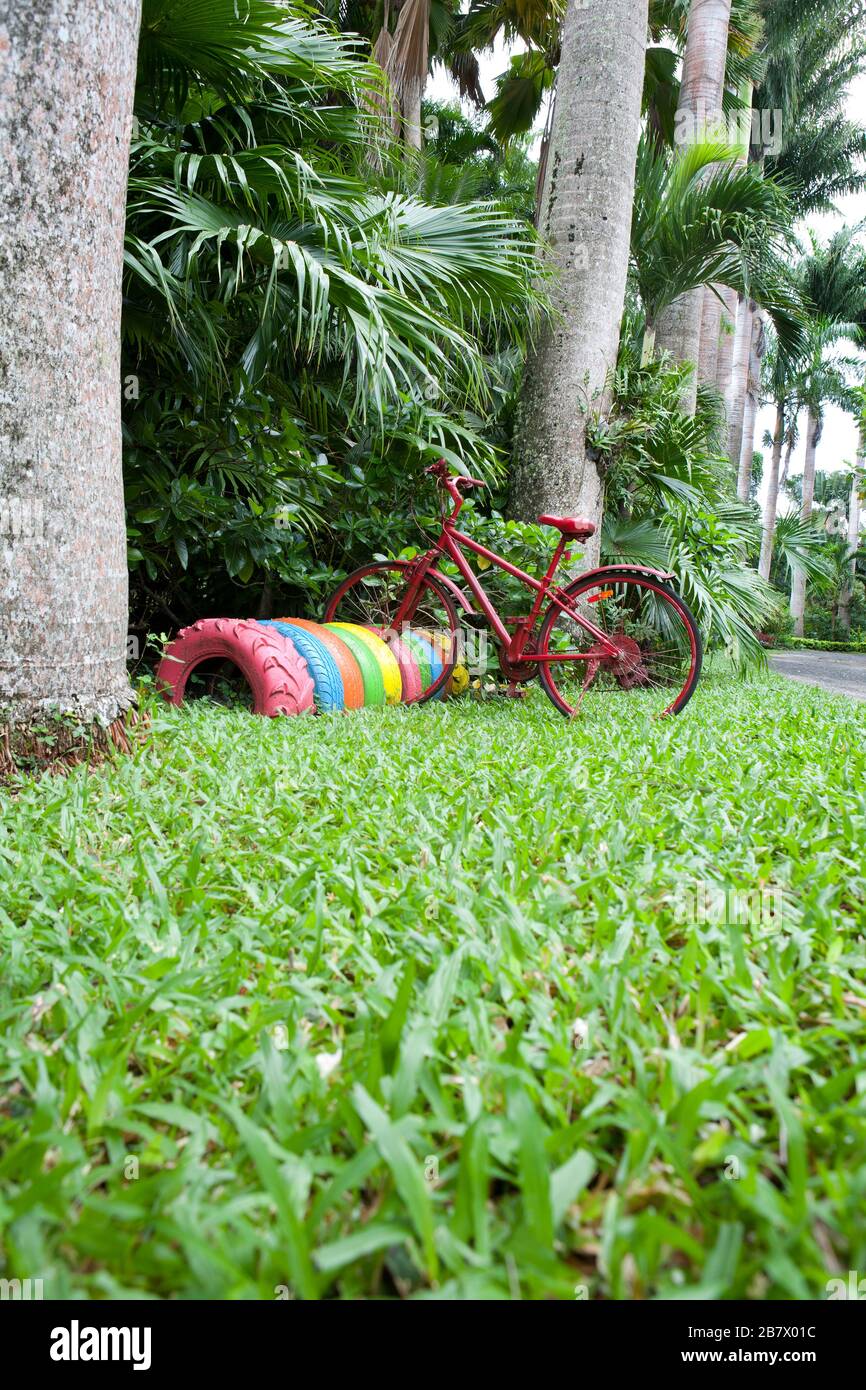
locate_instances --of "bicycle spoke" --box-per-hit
[541,575,700,718]
[325,563,460,702]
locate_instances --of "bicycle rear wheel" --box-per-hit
[538,569,702,719]
[324,562,459,703]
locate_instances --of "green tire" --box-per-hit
[324,623,385,706]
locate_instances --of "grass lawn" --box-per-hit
[1,670,864,1300]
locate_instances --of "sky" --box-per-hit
[429,50,866,513]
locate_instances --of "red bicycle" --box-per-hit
[324,460,702,717]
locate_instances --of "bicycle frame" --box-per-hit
[394,485,623,664]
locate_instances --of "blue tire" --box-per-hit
[259,620,345,712]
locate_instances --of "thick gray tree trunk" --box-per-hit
[0,0,139,725]
[510,0,649,565]
[758,402,785,580]
[736,309,766,501]
[836,432,863,636]
[789,408,821,637]
[655,0,733,414]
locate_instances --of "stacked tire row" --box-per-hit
[155,617,465,717]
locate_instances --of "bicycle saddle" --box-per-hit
[538,515,597,542]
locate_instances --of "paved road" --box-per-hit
[770,650,866,702]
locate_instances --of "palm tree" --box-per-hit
[758,332,800,578]
[509,0,649,555]
[783,228,866,632]
[374,0,429,150]
[124,1,545,605]
[367,0,562,152]
[0,0,140,753]
[728,0,866,467]
[590,324,780,666]
[726,0,866,475]
[837,439,865,635]
[629,138,801,366]
[736,308,768,498]
[787,322,860,633]
[653,0,734,411]
[760,0,866,218]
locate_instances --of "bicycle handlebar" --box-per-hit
[425,458,486,492]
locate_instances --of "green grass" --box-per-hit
[1,672,865,1300]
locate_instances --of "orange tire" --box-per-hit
[277,618,365,710]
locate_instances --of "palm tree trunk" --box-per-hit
[736,310,766,501]
[655,294,702,413]
[653,0,733,412]
[698,286,722,387]
[402,78,423,150]
[0,0,139,730]
[789,408,821,636]
[758,401,785,580]
[836,429,864,636]
[727,299,755,487]
[510,0,649,564]
[780,427,795,487]
[715,286,739,398]
[387,0,429,151]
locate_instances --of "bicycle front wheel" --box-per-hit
[538,569,702,719]
[323,562,459,704]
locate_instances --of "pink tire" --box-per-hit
[155,618,315,717]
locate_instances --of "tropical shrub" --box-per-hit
[586,330,776,665]
[777,636,866,651]
[124,0,544,631]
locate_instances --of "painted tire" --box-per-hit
[259,621,344,712]
[398,631,432,693]
[155,619,314,717]
[368,628,423,704]
[328,622,402,705]
[414,628,450,702]
[403,631,443,697]
[324,624,385,706]
[280,619,365,710]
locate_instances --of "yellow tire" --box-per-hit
[328,623,403,705]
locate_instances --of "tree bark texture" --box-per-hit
[510,0,649,566]
[656,0,733,412]
[655,290,702,414]
[0,0,140,723]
